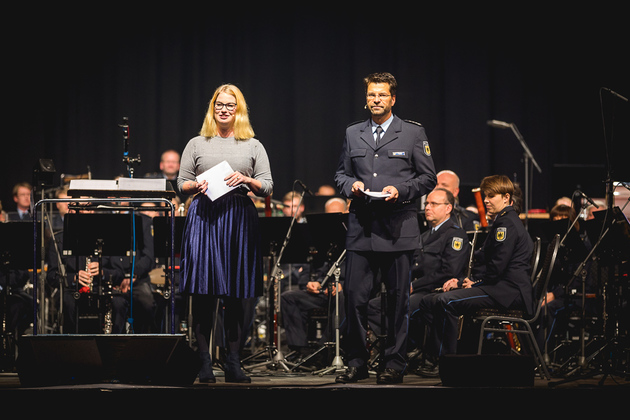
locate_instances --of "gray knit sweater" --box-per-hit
[177,136,273,197]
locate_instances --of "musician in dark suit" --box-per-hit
[418,175,533,367]
[47,211,155,334]
[7,182,32,221]
[334,72,437,384]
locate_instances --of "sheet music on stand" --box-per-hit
[67,178,175,198]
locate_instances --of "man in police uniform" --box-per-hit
[408,188,469,317]
[334,72,436,384]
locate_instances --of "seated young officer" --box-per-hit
[417,175,533,373]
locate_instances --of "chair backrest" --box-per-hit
[530,233,561,321]
[529,236,542,285]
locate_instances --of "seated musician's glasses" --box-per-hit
[425,202,448,207]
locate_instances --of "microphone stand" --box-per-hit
[293,249,347,375]
[559,194,589,248]
[243,191,307,374]
[488,121,541,229]
[508,123,542,229]
[119,117,141,178]
[549,222,612,386]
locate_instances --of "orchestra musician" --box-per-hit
[417,175,534,375]
[46,198,156,335]
[435,170,479,231]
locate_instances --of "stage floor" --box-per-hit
[1,368,627,416]
[2,365,626,391]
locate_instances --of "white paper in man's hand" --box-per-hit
[196,160,236,201]
[359,188,391,199]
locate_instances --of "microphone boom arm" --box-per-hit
[509,123,542,174]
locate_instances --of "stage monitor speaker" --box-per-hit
[17,334,200,387]
[439,354,534,387]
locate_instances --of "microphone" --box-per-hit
[487,119,512,129]
[575,189,599,209]
[602,87,628,102]
[296,180,315,196]
[119,117,130,139]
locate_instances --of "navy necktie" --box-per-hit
[375,125,383,146]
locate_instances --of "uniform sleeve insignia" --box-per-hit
[495,227,507,242]
[452,237,463,251]
[423,140,431,156]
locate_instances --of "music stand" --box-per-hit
[535,218,589,266]
[550,206,630,386]
[304,212,347,266]
[152,215,189,340]
[63,213,143,333]
[258,217,312,263]
[153,216,186,258]
[0,222,37,270]
[1,222,36,370]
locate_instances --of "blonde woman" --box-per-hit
[178,84,273,383]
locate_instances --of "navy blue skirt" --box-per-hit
[180,191,263,298]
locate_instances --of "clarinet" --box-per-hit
[434,227,480,293]
[103,274,113,334]
[78,256,93,294]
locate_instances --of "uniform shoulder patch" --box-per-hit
[495,227,507,242]
[404,119,423,127]
[452,237,464,251]
[423,140,431,156]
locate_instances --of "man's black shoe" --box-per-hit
[376,368,404,384]
[415,361,440,378]
[335,366,369,383]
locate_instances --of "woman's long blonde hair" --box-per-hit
[199,84,255,140]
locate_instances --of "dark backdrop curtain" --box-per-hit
[4,8,628,214]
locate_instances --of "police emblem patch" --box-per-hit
[452,237,463,251]
[423,141,431,156]
[495,227,507,242]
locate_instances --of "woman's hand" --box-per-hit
[225,171,250,187]
[225,171,263,194]
[183,179,208,195]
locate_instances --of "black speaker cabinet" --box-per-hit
[17,334,200,387]
[439,354,535,387]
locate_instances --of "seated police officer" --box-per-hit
[368,188,469,363]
